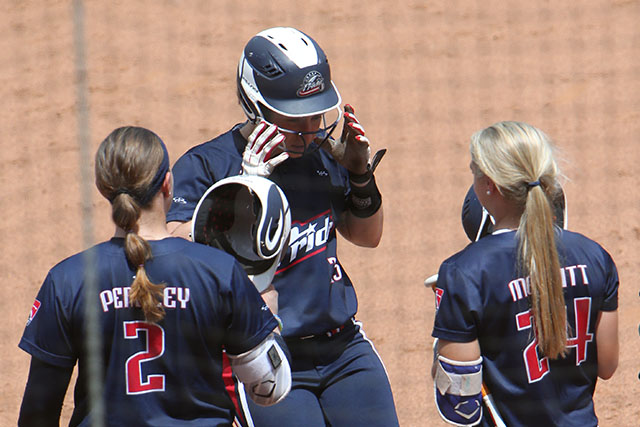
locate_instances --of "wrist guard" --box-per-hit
[348,148,385,218]
[348,173,382,218]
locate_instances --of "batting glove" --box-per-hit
[242,121,289,177]
[321,105,371,175]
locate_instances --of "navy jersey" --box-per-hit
[432,229,619,427]
[168,125,356,338]
[19,237,278,426]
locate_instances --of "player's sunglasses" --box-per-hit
[261,107,343,155]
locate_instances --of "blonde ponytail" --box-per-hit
[519,184,566,358]
[471,121,567,358]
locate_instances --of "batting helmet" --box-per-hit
[191,175,291,292]
[461,184,568,243]
[237,27,342,122]
[461,185,495,242]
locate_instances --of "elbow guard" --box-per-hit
[434,355,483,426]
[229,333,292,406]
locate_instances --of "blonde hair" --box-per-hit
[95,126,167,323]
[470,121,566,359]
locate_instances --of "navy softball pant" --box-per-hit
[240,319,399,427]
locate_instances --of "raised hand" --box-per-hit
[242,121,289,177]
[321,105,371,175]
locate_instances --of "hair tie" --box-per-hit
[527,180,541,188]
[109,188,132,201]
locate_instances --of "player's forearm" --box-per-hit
[19,357,72,427]
[339,165,384,246]
[595,310,619,379]
[340,206,383,247]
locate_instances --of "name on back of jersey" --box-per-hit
[100,286,190,312]
[509,264,589,302]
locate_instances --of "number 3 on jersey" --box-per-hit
[124,321,166,394]
[327,257,342,283]
[516,297,594,383]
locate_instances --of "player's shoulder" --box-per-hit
[444,231,515,266]
[154,237,237,267]
[437,243,482,287]
[46,240,120,288]
[176,124,245,163]
[438,232,516,286]
[149,238,247,292]
[181,241,254,293]
[557,229,615,263]
[558,228,602,247]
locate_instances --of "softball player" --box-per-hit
[18,127,290,426]
[431,121,619,426]
[167,27,398,426]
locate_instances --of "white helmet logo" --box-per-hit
[264,211,284,253]
[297,71,325,97]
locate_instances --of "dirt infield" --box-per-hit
[2,1,639,425]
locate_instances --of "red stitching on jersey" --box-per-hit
[290,209,332,226]
[275,245,327,275]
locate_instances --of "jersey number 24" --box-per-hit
[516,297,593,383]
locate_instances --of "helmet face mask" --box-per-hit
[192,176,291,292]
[237,27,342,154]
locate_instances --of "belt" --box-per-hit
[297,319,353,340]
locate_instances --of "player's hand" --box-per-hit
[321,105,371,175]
[242,121,289,177]
[260,284,279,315]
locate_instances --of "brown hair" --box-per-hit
[95,126,167,323]
[470,121,567,359]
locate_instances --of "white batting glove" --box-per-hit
[242,121,289,177]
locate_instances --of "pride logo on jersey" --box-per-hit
[277,210,334,273]
[26,299,41,326]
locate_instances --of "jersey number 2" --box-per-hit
[516,297,593,383]
[124,321,166,394]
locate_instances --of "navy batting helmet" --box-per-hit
[191,175,291,292]
[237,27,342,122]
[461,185,494,242]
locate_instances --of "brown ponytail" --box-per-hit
[95,127,167,323]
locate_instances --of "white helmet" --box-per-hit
[237,27,342,121]
[191,175,291,292]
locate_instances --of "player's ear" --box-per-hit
[479,175,496,196]
[487,178,497,195]
[161,171,172,198]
